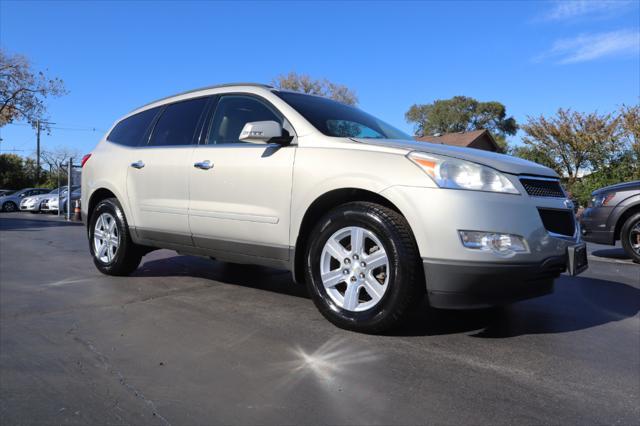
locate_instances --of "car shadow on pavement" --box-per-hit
[591,248,631,260]
[133,255,309,299]
[396,275,640,338]
[0,216,83,231]
[135,255,639,338]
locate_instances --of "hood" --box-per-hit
[33,193,56,201]
[592,180,640,195]
[351,138,559,178]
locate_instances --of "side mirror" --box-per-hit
[239,121,292,145]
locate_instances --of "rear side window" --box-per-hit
[107,107,160,146]
[148,97,208,147]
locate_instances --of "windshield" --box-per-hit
[274,91,413,140]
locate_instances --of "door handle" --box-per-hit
[194,160,214,170]
[130,160,145,169]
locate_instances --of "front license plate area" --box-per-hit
[567,243,588,276]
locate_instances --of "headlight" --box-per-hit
[590,193,615,207]
[407,151,519,194]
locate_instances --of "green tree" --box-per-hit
[571,151,639,206]
[404,96,517,150]
[0,49,67,129]
[272,72,358,105]
[509,145,558,171]
[0,153,43,188]
[519,108,623,187]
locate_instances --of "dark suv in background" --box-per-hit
[580,180,640,262]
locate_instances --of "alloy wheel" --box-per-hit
[93,212,120,263]
[320,226,389,312]
[630,220,640,256]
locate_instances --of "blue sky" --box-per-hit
[1,0,639,157]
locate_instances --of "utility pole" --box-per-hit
[35,120,55,184]
[67,158,72,221]
[36,120,41,184]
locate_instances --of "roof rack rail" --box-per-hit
[136,82,274,110]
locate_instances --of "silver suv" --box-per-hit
[81,83,587,332]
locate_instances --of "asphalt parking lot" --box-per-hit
[1,213,638,425]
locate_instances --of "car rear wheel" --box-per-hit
[304,202,423,333]
[621,212,640,263]
[2,201,17,212]
[89,197,143,275]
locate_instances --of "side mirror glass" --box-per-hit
[239,121,292,145]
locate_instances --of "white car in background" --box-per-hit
[40,195,60,213]
[40,186,80,213]
[1,188,50,212]
[20,187,69,213]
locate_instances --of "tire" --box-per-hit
[2,201,17,212]
[304,202,424,333]
[620,212,640,263]
[89,197,143,276]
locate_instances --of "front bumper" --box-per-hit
[580,207,615,245]
[19,200,40,211]
[423,256,566,309]
[40,200,58,212]
[380,185,582,308]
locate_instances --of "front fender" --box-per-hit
[289,147,432,245]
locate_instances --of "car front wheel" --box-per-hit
[621,212,640,263]
[2,201,17,212]
[89,197,143,276]
[304,202,423,333]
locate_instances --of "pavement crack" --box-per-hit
[71,334,171,426]
[121,283,217,307]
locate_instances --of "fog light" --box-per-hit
[459,231,528,257]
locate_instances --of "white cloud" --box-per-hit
[543,0,634,21]
[535,29,640,64]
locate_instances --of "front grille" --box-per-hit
[538,208,575,236]
[520,178,565,198]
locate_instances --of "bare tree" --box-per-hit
[0,49,67,129]
[272,72,358,105]
[40,147,80,187]
[41,147,80,169]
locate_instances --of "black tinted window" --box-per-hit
[148,97,208,147]
[274,91,411,140]
[208,96,281,145]
[107,107,160,146]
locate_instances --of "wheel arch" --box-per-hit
[86,188,118,230]
[614,203,640,241]
[292,187,410,284]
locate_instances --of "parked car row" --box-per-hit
[0,186,81,213]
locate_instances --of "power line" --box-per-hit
[4,122,105,132]
[50,126,105,132]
